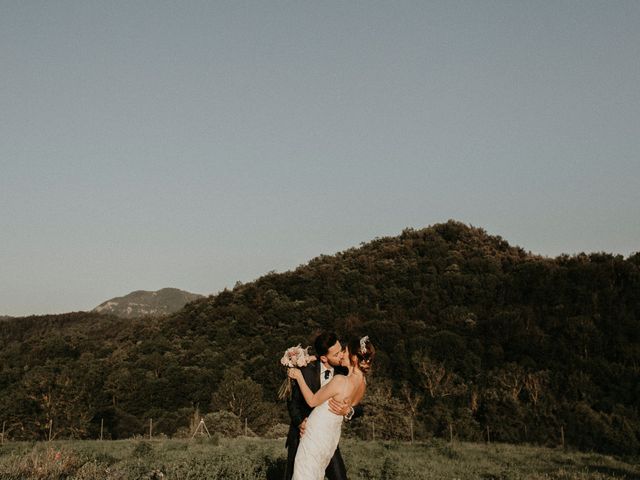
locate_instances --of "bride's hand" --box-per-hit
[288,368,302,380]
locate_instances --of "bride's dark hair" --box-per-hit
[346,336,375,374]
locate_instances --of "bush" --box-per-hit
[204,411,248,438]
[131,441,154,458]
[566,402,640,455]
[0,445,82,479]
[263,423,289,439]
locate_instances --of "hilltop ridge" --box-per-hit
[93,287,203,318]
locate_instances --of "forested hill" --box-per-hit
[1,221,639,454]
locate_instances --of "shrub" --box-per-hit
[131,441,154,458]
[204,411,247,438]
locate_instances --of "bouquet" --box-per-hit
[278,344,314,400]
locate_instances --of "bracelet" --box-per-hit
[344,407,355,421]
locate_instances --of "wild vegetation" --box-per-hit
[1,221,638,455]
[0,438,639,480]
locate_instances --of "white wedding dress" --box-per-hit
[292,398,343,480]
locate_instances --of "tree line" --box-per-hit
[1,221,638,454]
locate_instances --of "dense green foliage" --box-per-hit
[1,221,639,454]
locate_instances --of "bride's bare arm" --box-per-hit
[288,368,341,407]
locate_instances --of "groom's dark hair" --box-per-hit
[314,332,338,357]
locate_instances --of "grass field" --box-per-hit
[0,437,638,479]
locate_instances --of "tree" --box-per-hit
[412,354,466,399]
[346,380,411,441]
[21,360,98,439]
[210,366,277,435]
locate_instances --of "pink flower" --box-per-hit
[278,344,313,400]
[280,345,311,368]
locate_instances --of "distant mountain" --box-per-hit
[0,315,13,321]
[92,288,204,318]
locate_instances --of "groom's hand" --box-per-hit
[328,398,352,417]
[299,418,307,437]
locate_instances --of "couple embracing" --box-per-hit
[284,332,375,480]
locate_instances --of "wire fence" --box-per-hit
[0,417,570,449]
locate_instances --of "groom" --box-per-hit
[284,331,364,480]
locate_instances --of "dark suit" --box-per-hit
[284,362,363,480]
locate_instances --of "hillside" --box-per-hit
[92,288,204,318]
[1,221,638,454]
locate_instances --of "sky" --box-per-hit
[1,1,639,317]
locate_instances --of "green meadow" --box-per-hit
[0,438,638,480]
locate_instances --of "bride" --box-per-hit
[288,336,375,480]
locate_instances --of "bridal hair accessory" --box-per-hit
[278,344,313,400]
[359,335,369,354]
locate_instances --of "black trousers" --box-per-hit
[284,429,347,480]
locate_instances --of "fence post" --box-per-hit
[245,418,248,436]
[149,418,153,440]
[100,418,104,441]
[1,421,5,444]
[560,425,565,450]
[48,419,53,442]
[372,422,375,441]
[449,423,453,443]
[410,419,414,444]
[486,425,490,444]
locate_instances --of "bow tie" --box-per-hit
[324,370,332,380]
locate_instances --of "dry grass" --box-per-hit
[0,438,638,479]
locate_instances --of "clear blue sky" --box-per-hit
[2,1,639,316]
